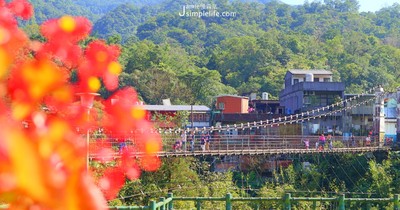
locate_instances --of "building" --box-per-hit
[215,95,249,114]
[279,69,345,135]
[342,94,374,137]
[212,94,285,135]
[143,105,211,128]
[384,94,397,142]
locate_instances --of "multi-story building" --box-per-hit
[342,94,374,137]
[279,69,345,135]
[384,93,397,142]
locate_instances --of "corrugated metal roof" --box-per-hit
[288,69,332,75]
[143,105,211,112]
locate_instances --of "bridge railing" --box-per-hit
[89,135,384,155]
[108,193,400,210]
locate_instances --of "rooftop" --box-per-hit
[143,105,211,112]
[216,95,249,99]
[288,69,332,75]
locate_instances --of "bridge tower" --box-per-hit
[397,87,400,143]
[374,86,385,146]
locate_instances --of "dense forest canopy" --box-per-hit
[27,0,400,106]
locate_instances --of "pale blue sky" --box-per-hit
[280,0,400,12]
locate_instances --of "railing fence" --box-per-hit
[109,193,400,210]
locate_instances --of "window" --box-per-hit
[324,78,330,82]
[314,77,319,82]
[197,114,202,121]
[293,79,299,84]
[218,102,225,110]
[303,96,311,105]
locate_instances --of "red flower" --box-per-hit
[41,16,91,44]
[99,167,125,200]
[6,0,33,20]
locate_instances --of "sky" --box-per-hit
[280,0,399,12]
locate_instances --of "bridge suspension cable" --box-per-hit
[153,85,386,134]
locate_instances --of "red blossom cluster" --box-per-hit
[0,0,162,209]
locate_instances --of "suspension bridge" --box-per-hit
[89,86,398,159]
[85,86,400,210]
[89,134,393,159]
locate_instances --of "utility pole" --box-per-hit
[191,104,194,129]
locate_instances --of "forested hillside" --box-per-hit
[27,0,95,23]
[28,0,400,106]
[72,0,161,16]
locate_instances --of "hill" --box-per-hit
[28,0,95,23]
[26,0,400,106]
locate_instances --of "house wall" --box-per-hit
[385,120,396,142]
[280,82,345,114]
[285,73,332,87]
[280,71,345,135]
[217,96,249,114]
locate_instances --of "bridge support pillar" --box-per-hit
[374,86,385,147]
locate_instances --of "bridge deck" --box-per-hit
[88,135,392,159]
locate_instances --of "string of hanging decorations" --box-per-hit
[149,85,385,134]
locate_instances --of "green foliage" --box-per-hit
[120,40,235,106]
[28,0,95,24]
[151,111,189,129]
[92,4,157,41]
[28,0,400,103]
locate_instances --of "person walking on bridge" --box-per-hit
[327,134,333,150]
[200,133,206,151]
[365,135,371,146]
[302,139,310,150]
[188,131,195,152]
[205,132,211,151]
[318,134,326,151]
[181,131,187,152]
